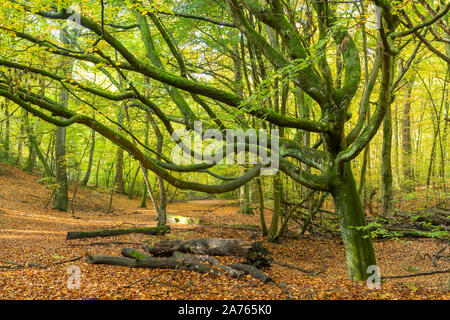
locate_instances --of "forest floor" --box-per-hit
[0,162,448,300]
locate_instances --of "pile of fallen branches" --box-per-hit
[368,199,449,239]
[85,238,274,283]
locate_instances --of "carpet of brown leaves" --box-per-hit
[0,163,448,300]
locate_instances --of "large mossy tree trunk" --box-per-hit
[330,163,376,281]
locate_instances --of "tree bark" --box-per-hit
[81,129,95,186]
[114,146,125,194]
[54,107,69,211]
[66,225,170,240]
[256,177,268,235]
[146,111,167,225]
[54,28,76,211]
[143,238,271,267]
[2,100,9,159]
[401,73,416,192]
[23,114,52,177]
[267,173,282,242]
[330,163,377,281]
[230,262,272,283]
[172,251,244,278]
[381,105,394,216]
[86,251,219,275]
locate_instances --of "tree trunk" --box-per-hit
[139,178,148,208]
[139,117,150,208]
[267,173,282,242]
[54,28,76,211]
[54,108,69,210]
[381,105,393,216]
[23,133,36,173]
[23,114,52,177]
[2,100,9,159]
[128,165,140,198]
[114,146,125,194]
[16,118,24,165]
[401,73,416,192]
[81,129,95,186]
[239,177,253,215]
[147,112,167,225]
[256,177,268,235]
[330,163,377,281]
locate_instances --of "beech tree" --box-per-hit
[0,0,448,281]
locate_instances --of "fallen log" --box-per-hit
[393,210,449,226]
[230,263,272,284]
[66,225,170,240]
[172,251,245,279]
[69,241,142,247]
[142,238,271,267]
[85,251,220,275]
[0,256,82,269]
[383,227,449,239]
[271,260,317,274]
[382,268,450,279]
[121,248,152,260]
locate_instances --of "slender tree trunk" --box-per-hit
[2,100,10,159]
[147,111,167,225]
[267,173,281,242]
[114,146,125,194]
[139,180,148,208]
[393,103,400,189]
[54,101,69,211]
[381,105,393,216]
[54,27,77,211]
[128,165,140,199]
[401,73,416,192]
[22,113,36,172]
[359,107,371,210]
[139,119,150,208]
[256,177,268,235]
[16,118,23,165]
[24,114,52,177]
[95,155,101,188]
[231,40,253,215]
[82,129,95,186]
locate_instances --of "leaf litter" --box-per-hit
[0,163,448,300]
